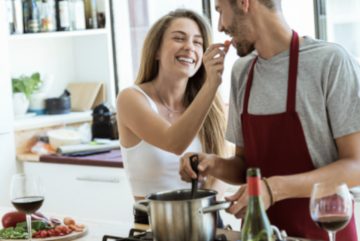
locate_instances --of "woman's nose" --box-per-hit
[183,40,195,52]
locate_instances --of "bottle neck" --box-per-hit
[248,176,261,197]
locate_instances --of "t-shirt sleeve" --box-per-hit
[325,47,360,138]
[226,61,244,147]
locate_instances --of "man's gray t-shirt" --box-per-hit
[226,36,360,168]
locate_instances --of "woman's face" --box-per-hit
[157,17,204,79]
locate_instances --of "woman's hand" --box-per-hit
[203,41,230,86]
[179,152,218,182]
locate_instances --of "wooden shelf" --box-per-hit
[14,111,92,131]
[9,29,108,41]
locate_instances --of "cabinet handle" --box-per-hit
[76,176,120,183]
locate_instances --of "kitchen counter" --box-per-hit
[0,206,133,241]
[0,206,241,241]
[18,149,123,168]
[0,206,324,241]
[39,149,123,168]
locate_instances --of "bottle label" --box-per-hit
[248,176,261,196]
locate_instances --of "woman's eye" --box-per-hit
[194,41,203,46]
[174,37,185,41]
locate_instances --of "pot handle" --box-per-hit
[133,200,150,214]
[201,201,231,214]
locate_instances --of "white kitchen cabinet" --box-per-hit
[7,0,116,130]
[23,162,134,222]
[0,133,17,206]
[0,0,17,207]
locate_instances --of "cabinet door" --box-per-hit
[0,133,16,206]
[23,162,134,222]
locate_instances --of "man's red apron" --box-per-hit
[240,31,358,240]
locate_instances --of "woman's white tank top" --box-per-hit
[120,85,203,197]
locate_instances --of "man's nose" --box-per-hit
[218,18,224,32]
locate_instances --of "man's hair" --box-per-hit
[229,0,278,10]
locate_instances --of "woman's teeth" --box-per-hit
[177,57,194,64]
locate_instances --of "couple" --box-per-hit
[117,0,360,240]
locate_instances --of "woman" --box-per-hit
[116,9,229,202]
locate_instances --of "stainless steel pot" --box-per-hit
[134,189,231,241]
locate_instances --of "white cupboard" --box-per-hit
[0,0,17,207]
[24,162,134,222]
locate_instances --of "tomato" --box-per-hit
[1,211,26,228]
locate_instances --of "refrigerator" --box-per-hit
[0,0,17,206]
[314,0,360,62]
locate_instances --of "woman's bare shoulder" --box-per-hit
[116,84,153,114]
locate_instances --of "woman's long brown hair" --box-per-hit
[135,9,226,157]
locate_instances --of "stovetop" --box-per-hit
[102,228,229,241]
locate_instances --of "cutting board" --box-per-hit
[2,227,88,241]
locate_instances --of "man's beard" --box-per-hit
[235,40,255,57]
[229,13,255,57]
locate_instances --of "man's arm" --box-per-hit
[268,131,360,203]
[179,146,247,185]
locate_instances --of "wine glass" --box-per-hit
[10,174,44,241]
[310,182,352,241]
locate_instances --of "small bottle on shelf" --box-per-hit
[84,0,98,29]
[241,168,274,241]
[13,0,24,34]
[6,0,15,34]
[24,0,41,33]
[40,0,57,32]
[55,0,71,31]
[69,0,86,30]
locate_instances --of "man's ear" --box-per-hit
[237,0,250,13]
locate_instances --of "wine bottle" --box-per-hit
[25,0,41,33]
[56,0,71,31]
[84,0,97,29]
[241,168,274,241]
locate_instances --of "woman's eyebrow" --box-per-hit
[171,30,203,39]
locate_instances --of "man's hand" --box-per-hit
[179,152,217,182]
[225,180,273,219]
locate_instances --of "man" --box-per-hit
[179,0,360,240]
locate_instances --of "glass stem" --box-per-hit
[328,231,336,241]
[26,214,32,241]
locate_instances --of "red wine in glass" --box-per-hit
[310,182,352,241]
[12,196,44,214]
[315,214,351,232]
[10,174,44,241]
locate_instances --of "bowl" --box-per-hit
[47,129,82,150]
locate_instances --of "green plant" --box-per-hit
[12,72,43,99]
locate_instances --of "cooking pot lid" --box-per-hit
[147,189,217,201]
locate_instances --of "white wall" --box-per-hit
[0,0,17,206]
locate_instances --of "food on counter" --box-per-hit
[1,211,52,228]
[2,211,26,228]
[33,225,72,238]
[0,220,51,239]
[0,212,85,239]
[63,217,85,232]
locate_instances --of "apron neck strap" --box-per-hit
[287,30,299,112]
[243,57,258,114]
[243,30,300,114]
